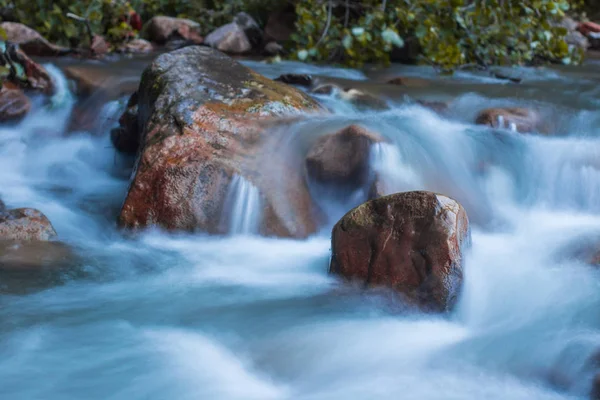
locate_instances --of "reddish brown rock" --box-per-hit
[0,208,57,241]
[275,74,313,87]
[475,107,543,134]
[330,191,470,311]
[0,22,69,56]
[306,125,383,192]
[141,16,203,45]
[0,84,31,122]
[118,46,324,238]
[90,35,110,57]
[118,38,154,54]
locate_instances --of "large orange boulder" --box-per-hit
[330,191,470,311]
[118,46,324,237]
[0,22,68,57]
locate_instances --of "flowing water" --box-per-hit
[1,55,600,400]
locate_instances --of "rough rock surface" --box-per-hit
[0,83,31,122]
[142,16,203,45]
[306,124,384,192]
[475,107,543,133]
[0,22,69,56]
[0,208,57,241]
[118,46,324,237]
[330,191,470,311]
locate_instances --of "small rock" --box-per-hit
[0,22,69,56]
[340,89,389,111]
[264,41,283,55]
[330,191,470,311]
[204,22,252,54]
[118,38,154,54]
[275,74,312,87]
[90,35,110,57]
[306,124,384,192]
[0,84,31,122]
[310,83,339,95]
[0,208,57,241]
[475,107,543,133]
[142,16,203,45]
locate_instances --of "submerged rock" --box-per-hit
[330,191,470,311]
[0,240,73,270]
[142,16,203,45]
[275,74,313,87]
[340,89,389,111]
[119,46,323,237]
[475,107,543,134]
[0,208,57,241]
[306,124,383,194]
[0,22,69,56]
[0,83,31,122]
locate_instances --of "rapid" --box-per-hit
[0,55,599,400]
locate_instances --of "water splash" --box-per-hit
[221,175,262,235]
[369,141,422,196]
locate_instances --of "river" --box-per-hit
[0,53,599,399]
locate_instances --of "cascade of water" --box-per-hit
[221,174,262,235]
[369,141,422,196]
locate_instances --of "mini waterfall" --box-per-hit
[369,141,422,195]
[221,174,262,235]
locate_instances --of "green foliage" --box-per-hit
[292,0,585,70]
[0,0,133,47]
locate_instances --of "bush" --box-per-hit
[292,0,585,70]
[0,0,588,72]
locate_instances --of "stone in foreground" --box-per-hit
[330,191,470,311]
[118,46,323,237]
